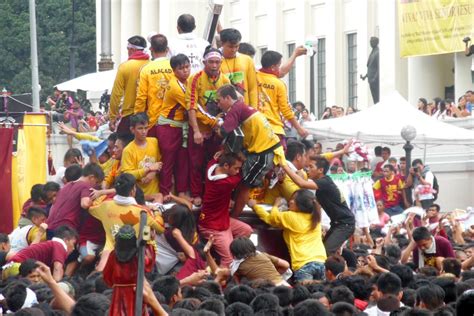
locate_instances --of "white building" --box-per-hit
[96,0,473,117]
[91,0,473,210]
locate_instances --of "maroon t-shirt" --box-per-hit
[412,235,455,268]
[78,214,105,245]
[9,240,67,268]
[198,160,242,231]
[47,180,91,231]
[222,100,256,133]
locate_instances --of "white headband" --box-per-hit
[127,42,145,50]
[204,51,222,60]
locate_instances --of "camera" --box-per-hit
[413,167,419,173]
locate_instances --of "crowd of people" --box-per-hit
[1,13,474,316]
[43,89,109,148]
[416,91,473,120]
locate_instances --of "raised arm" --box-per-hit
[279,45,307,78]
[281,164,318,190]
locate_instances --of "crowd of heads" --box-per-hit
[417,90,473,119]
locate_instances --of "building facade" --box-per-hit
[96,0,473,117]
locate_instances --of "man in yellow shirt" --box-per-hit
[109,36,150,136]
[257,51,308,145]
[263,141,308,204]
[135,34,173,134]
[120,113,163,202]
[216,84,281,217]
[157,54,191,197]
[88,173,164,271]
[185,47,230,205]
[220,28,258,108]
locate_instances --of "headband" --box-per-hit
[127,42,145,50]
[204,51,222,60]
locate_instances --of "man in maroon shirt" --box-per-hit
[46,163,104,235]
[401,226,455,270]
[7,225,78,281]
[198,152,253,267]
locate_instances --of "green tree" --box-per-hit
[0,0,96,102]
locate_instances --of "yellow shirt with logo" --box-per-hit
[241,112,280,154]
[110,58,150,121]
[221,54,258,108]
[121,138,161,195]
[88,199,164,251]
[161,76,187,122]
[135,58,173,127]
[256,71,295,135]
[185,70,230,133]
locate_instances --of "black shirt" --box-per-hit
[0,251,7,268]
[315,176,355,225]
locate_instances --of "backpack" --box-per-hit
[432,174,439,201]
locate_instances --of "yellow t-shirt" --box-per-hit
[103,159,121,189]
[109,58,150,120]
[161,76,187,122]
[241,112,280,154]
[185,70,230,133]
[254,205,327,270]
[88,199,164,251]
[135,58,173,127]
[221,53,258,107]
[121,138,161,195]
[99,158,116,179]
[26,226,47,244]
[256,71,295,135]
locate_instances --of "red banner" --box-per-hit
[0,127,14,233]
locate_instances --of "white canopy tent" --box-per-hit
[55,69,117,93]
[304,92,474,146]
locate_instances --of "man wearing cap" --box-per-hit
[185,47,230,206]
[109,36,150,136]
[135,34,173,135]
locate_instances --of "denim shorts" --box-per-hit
[293,261,325,282]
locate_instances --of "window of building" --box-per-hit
[287,43,296,103]
[317,38,326,117]
[347,33,358,108]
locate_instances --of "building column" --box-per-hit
[326,0,343,107]
[378,0,408,101]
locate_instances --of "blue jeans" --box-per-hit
[293,261,325,282]
[385,205,404,217]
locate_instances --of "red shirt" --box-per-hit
[9,240,67,268]
[79,214,105,245]
[47,180,91,231]
[373,175,404,208]
[198,160,241,230]
[87,116,98,130]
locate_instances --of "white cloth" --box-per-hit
[52,237,68,251]
[113,195,137,206]
[207,163,228,181]
[4,288,38,313]
[9,225,34,253]
[168,32,209,74]
[370,157,383,171]
[155,234,180,275]
[418,236,436,268]
[54,166,67,188]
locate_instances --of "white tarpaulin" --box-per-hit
[55,69,117,93]
[304,92,474,146]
